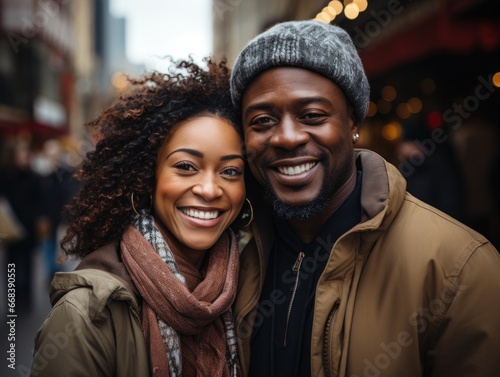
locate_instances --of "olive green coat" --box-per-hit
[31,245,150,377]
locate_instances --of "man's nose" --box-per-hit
[269,116,309,150]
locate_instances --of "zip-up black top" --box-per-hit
[248,171,363,377]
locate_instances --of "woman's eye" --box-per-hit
[174,161,196,171]
[221,167,242,177]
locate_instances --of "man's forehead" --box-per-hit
[242,67,346,106]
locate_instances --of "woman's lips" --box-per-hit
[178,207,226,228]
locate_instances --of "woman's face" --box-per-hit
[155,115,245,260]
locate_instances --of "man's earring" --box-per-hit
[353,133,360,143]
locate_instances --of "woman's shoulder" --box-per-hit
[50,268,138,322]
[32,270,127,377]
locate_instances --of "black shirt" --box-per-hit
[249,171,362,377]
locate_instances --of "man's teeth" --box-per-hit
[182,209,219,219]
[277,162,316,176]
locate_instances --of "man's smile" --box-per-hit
[276,162,317,176]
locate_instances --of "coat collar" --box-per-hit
[50,243,140,324]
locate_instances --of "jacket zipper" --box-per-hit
[323,302,340,377]
[283,251,305,347]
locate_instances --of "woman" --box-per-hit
[31,58,249,377]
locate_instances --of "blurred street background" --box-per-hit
[1,0,500,375]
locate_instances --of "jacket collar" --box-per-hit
[247,149,407,258]
[354,149,407,253]
[50,243,140,324]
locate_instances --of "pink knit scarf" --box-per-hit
[121,224,240,377]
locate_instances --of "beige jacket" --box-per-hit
[31,245,150,377]
[234,149,500,377]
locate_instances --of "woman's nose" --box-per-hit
[191,174,223,200]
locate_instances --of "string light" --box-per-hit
[344,3,360,19]
[315,0,369,22]
[396,103,411,119]
[315,11,331,23]
[381,86,397,101]
[493,72,500,88]
[323,5,337,18]
[367,101,377,117]
[329,0,343,15]
[426,111,443,129]
[407,97,423,113]
[382,122,402,141]
[353,0,368,12]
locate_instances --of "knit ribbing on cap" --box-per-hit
[230,21,370,125]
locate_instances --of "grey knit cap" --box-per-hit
[230,20,370,125]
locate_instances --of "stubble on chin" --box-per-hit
[263,161,333,220]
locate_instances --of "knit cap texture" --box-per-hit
[230,20,370,125]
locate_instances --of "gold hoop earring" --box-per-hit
[243,198,254,227]
[130,192,140,216]
[353,133,360,143]
[130,192,152,216]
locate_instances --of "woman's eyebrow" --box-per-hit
[166,148,203,159]
[220,154,244,162]
[166,149,244,162]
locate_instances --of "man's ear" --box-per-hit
[348,106,357,133]
[352,124,359,137]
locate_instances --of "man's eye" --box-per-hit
[174,162,196,171]
[303,113,322,118]
[251,116,276,126]
[301,113,328,122]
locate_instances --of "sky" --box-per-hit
[110,0,213,72]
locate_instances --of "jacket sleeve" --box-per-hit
[30,293,116,377]
[427,242,500,376]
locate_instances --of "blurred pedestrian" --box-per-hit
[0,139,42,310]
[396,117,466,222]
[30,139,66,281]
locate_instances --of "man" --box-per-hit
[230,20,500,377]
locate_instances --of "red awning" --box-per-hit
[0,118,68,138]
[360,11,500,78]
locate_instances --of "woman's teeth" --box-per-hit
[182,208,219,219]
[277,162,316,176]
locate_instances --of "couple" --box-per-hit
[32,21,500,377]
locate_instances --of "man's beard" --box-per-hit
[265,180,330,220]
[263,154,350,220]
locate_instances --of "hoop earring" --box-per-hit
[243,198,254,227]
[353,133,360,143]
[130,192,152,216]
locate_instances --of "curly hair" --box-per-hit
[61,57,241,258]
